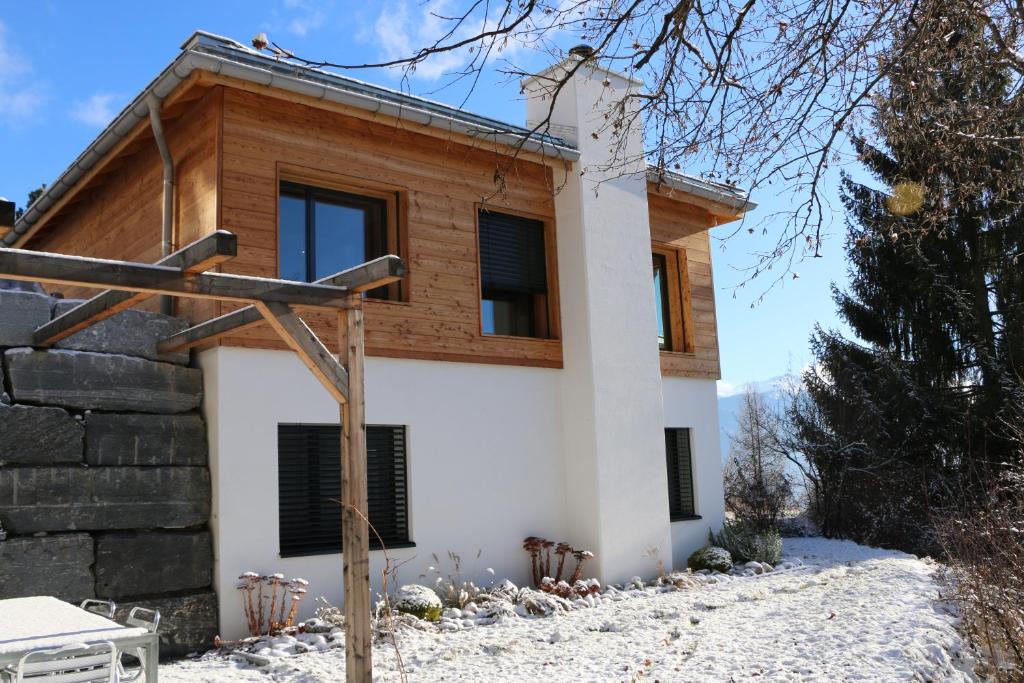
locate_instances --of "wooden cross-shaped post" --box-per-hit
[0,238,403,683]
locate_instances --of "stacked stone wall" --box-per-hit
[0,287,216,656]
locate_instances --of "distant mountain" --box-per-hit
[716,375,796,462]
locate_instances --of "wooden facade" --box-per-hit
[22,79,729,379]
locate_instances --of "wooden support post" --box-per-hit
[342,298,372,683]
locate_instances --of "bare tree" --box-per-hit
[265,0,1024,286]
[724,387,792,528]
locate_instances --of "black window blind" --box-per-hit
[478,210,548,293]
[278,424,409,557]
[665,428,697,520]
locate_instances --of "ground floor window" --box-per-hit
[665,427,697,520]
[277,424,410,556]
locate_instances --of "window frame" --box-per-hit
[665,427,701,521]
[277,423,414,558]
[475,205,560,341]
[652,243,696,354]
[277,165,407,302]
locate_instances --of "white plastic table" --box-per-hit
[0,596,158,682]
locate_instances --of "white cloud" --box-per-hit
[0,21,45,124]
[273,0,327,37]
[70,93,121,128]
[372,0,531,81]
[287,9,325,36]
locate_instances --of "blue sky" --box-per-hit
[0,1,852,390]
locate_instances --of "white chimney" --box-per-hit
[523,57,672,583]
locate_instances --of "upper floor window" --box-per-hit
[652,244,694,353]
[279,181,399,300]
[653,252,672,350]
[478,209,552,338]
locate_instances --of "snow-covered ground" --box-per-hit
[163,538,977,682]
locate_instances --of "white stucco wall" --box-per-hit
[662,376,726,569]
[199,347,569,639]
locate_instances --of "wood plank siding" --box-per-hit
[29,85,221,325]
[215,87,561,367]
[647,191,723,379]
[23,81,724,378]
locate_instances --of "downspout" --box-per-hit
[146,94,175,316]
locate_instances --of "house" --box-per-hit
[4,32,754,638]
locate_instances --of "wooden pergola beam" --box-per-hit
[256,301,350,404]
[0,248,353,308]
[34,231,238,345]
[157,255,405,353]
[158,306,265,353]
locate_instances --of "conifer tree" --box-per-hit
[791,5,1024,553]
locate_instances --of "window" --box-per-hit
[665,428,698,520]
[279,181,399,299]
[478,209,551,338]
[651,245,695,353]
[653,253,672,350]
[277,424,410,557]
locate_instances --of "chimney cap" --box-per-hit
[568,44,595,59]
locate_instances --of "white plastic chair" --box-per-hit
[13,641,117,683]
[118,607,160,682]
[79,600,116,620]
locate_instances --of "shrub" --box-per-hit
[522,537,594,587]
[936,467,1024,681]
[419,550,492,608]
[687,546,733,572]
[710,520,782,564]
[236,572,309,636]
[393,585,443,622]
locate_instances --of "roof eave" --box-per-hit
[646,168,756,216]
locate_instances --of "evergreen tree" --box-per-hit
[791,6,1024,553]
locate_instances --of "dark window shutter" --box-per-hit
[665,428,696,519]
[366,426,409,548]
[278,425,409,556]
[479,210,547,293]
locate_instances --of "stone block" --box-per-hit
[0,467,211,533]
[95,530,212,599]
[4,348,201,413]
[52,302,190,365]
[0,280,46,294]
[0,290,51,347]
[0,403,84,465]
[0,534,94,601]
[115,591,218,658]
[85,413,206,466]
